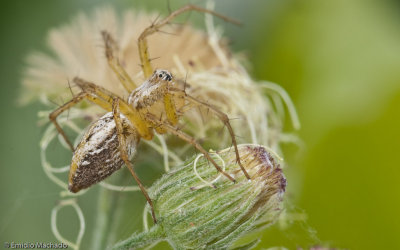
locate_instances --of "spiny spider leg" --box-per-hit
[73,77,154,140]
[163,92,179,126]
[112,98,157,223]
[145,114,236,183]
[49,77,153,152]
[184,94,251,179]
[101,31,137,92]
[73,77,123,101]
[49,91,112,151]
[138,4,240,78]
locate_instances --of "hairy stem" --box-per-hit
[112,224,164,250]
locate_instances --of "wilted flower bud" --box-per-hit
[114,144,286,250]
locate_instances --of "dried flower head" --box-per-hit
[114,144,286,250]
[23,6,299,154]
[22,4,300,249]
[21,7,225,104]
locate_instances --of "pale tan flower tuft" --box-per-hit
[21,7,225,105]
[23,6,299,157]
[23,5,301,249]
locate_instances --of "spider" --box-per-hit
[49,5,250,223]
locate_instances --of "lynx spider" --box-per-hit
[49,5,250,223]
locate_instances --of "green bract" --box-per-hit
[113,145,286,250]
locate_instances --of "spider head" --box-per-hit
[153,69,173,82]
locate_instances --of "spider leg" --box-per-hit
[112,98,157,224]
[138,4,240,78]
[101,31,137,92]
[73,77,154,140]
[185,94,251,180]
[49,92,113,151]
[73,77,122,101]
[164,92,178,126]
[178,101,196,114]
[50,78,154,152]
[145,114,236,183]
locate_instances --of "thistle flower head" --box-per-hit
[23,5,300,249]
[115,144,286,249]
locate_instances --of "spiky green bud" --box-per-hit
[113,145,286,250]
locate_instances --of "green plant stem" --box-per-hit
[112,224,164,250]
[91,187,116,250]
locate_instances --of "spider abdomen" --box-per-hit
[68,112,139,193]
[129,80,167,109]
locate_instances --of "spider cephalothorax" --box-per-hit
[128,69,181,112]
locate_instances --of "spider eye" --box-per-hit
[159,74,163,78]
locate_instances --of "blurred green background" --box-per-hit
[1,0,400,249]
